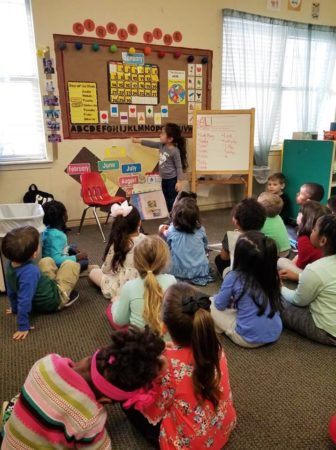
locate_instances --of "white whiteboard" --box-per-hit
[195,112,252,171]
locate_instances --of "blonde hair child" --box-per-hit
[106,236,176,334]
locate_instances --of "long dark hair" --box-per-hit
[162,283,221,408]
[164,123,188,171]
[172,197,200,233]
[233,231,282,317]
[297,201,329,237]
[103,206,141,271]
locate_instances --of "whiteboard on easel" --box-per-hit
[195,111,252,172]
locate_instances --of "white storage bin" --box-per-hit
[0,203,45,237]
[0,203,45,292]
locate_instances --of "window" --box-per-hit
[221,10,336,165]
[0,0,47,163]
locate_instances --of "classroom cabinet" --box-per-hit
[282,139,335,220]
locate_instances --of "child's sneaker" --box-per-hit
[65,290,79,307]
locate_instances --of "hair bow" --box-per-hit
[181,295,211,315]
[111,200,133,218]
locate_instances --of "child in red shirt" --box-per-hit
[278,201,329,281]
[126,282,236,449]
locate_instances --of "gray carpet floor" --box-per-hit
[1,209,335,449]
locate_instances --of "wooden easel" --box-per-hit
[191,109,255,197]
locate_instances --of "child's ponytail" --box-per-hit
[134,236,170,335]
[191,308,221,408]
[163,283,221,408]
[143,272,164,334]
[164,123,188,171]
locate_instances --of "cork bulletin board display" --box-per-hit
[54,34,212,139]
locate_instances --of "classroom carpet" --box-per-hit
[0,209,335,450]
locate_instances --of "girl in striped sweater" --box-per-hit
[1,326,165,449]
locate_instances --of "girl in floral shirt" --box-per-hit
[128,282,236,449]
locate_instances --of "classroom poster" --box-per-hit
[168,70,186,105]
[109,62,159,105]
[67,82,98,123]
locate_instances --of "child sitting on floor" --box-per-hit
[278,201,329,281]
[258,192,291,257]
[89,201,146,300]
[2,226,80,341]
[125,282,236,449]
[215,197,266,276]
[296,182,324,205]
[267,172,291,223]
[281,214,336,346]
[158,190,197,236]
[107,235,176,334]
[1,326,165,448]
[165,197,214,285]
[42,200,89,272]
[211,231,283,348]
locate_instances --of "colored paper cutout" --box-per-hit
[154,113,162,125]
[161,105,168,117]
[99,111,109,123]
[188,64,195,76]
[146,106,154,117]
[129,105,137,117]
[137,112,146,124]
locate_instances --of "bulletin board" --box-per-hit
[54,34,212,139]
[191,109,255,197]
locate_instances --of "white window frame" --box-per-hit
[0,0,52,169]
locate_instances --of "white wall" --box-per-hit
[1,0,335,221]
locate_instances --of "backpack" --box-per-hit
[23,184,54,205]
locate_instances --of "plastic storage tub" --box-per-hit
[0,203,45,237]
[0,203,45,292]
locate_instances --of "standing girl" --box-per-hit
[278,201,329,281]
[89,201,146,299]
[125,282,236,449]
[1,326,165,449]
[166,197,214,285]
[107,235,176,334]
[211,230,283,348]
[132,123,188,212]
[42,200,89,271]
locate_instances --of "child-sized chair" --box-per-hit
[78,172,125,242]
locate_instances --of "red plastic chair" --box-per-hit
[78,172,125,242]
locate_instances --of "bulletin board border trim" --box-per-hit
[54,34,213,140]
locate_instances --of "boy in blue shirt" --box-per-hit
[2,226,80,341]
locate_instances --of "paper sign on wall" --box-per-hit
[67,163,91,175]
[168,70,186,105]
[68,82,98,124]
